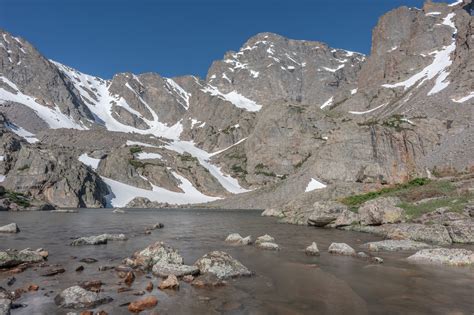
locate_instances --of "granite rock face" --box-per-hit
[0,0,472,209]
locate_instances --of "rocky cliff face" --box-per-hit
[0,0,472,209]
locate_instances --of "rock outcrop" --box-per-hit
[407,248,474,266]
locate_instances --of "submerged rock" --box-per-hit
[191,273,227,288]
[152,263,199,278]
[358,197,404,225]
[407,248,474,266]
[255,234,275,244]
[54,286,112,309]
[124,242,183,269]
[257,242,280,250]
[328,243,356,256]
[194,251,252,279]
[158,275,179,290]
[70,234,127,246]
[305,242,320,256]
[225,233,253,245]
[362,240,433,252]
[0,249,46,268]
[0,223,19,233]
[128,296,158,313]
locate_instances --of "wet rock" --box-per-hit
[255,234,275,244]
[362,240,433,252]
[50,209,78,213]
[358,197,404,225]
[124,242,183,270]
[158,275,179,290]
[357,252,369,259]
[0,298,11,315]
[75,266,85,272]
[194,251,252,279]
[407,248,474,266]
[41,267,65,277]
[70,234,127,246]
[305,242,320,256]
[124,272,135,286]
[149,223,164,230]
[328,243,356,256]
[372,257,384,264]
[334,210,360,227]
[0,223,19,233]
[152,263,199,278]
[191,273,227,288]
[27,284,39,291]
[307,201,348,227]
[117,287,132,293]
[446,220,474,244]
[182,275,194,283]
[6,277,15,286]
[256,242,280,250]
[112,208,125,214]
[225,233,252,245]
[132,291,145,296]
[36,249,49,258]
[54,286,112,309]
[79,258,98,264]
[98,265,114,271]
[115,265,133,272]
[145,282,153,292]
[261,208,285,218]
[0,249,45,268]
[79,281,103,293]
[127,296,158,313]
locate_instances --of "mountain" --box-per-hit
[0,0,472,209]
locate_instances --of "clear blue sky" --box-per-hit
[1,0,449,79]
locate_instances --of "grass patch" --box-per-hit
[231,164,247,174]
[180,155,198,163]
[17,165,30,171]
[341,178,431,209]
[6,191,30,207]
[293,153,311,169]
[399,195,472,220]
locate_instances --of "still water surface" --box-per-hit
[1,209,473,314]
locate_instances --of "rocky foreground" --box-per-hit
[1,215,473,314]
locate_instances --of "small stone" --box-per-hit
[117,287,132,293]
[41,268,65,277]
[98,265,114,271]
[79,280,103,293]
[356,252,369,259]
[158,275,179,290]
[371,257,384,264]
[27,284,39,291]
[80,258,98,264]
[328,243,356,256]
[305,242,320,256]
[132,291,145,296]
[0,223,20,233]
[182,275,194,283]
[7,277,16,286]
[145,282,153,292]
[75,265,85,272]
[128,296,158,313]
[256,242,280,250]
[124,271,135,286]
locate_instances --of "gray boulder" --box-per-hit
[305,242,320,256]
[255,234,275,244]
[308,201,348,227]
[0,249,45,268]
[261,208,285,218]
[334,210,360,227]
[407,248,474,266]
[358,197,404,225]
[194,251,252,279]
[70,234,127,246]
[225,233,253,245]
[124,242,184,270]
[54,286,112,309]
[446,220,474,244]
[362,240,433,252]
[328,243,356,256]
[385,223,452,245]
[152,263,199,278]
[0,223,19,233]
[257,242,280,250]
[0,298,11,315]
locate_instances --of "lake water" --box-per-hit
[1,209,473,314]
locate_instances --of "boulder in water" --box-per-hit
[225,233,252,245]
[0,223,19,233]
[124,242,184,269]
[70,234,127,246]
[194,251,252,279]
[305,242,320,256]
[362,240,433,251]
[54,286,112,309]
[0,249,46,268]
[407,248,474,266]
[158,275,179,290]
[328,243,356,256]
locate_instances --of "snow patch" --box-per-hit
[136,152,162,160]
[78,153,101,170]
[452,92,474,103]
[349,103,388,115]
[305,178,327,192]
[201,85,262,112]
[320,97,334,109]
[351,88,358,95]
[165,78,191,110]
[323,65,344,72]
[5,122,39,143]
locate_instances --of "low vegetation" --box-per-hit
[129,146,142,154]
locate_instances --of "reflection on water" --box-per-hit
[0,209,473,314]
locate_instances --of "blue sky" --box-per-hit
[1,0,448,79]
